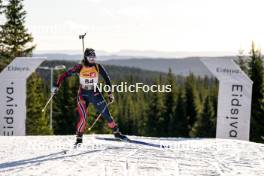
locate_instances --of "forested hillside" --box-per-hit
[28,60,218,138]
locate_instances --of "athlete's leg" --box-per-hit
[75,92,89,144]
[90,91,117,129]
[90,90,127,139]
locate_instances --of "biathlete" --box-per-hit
[53,48,126,146]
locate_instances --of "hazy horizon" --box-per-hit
[23,0,264,53]
[34,49,240,58]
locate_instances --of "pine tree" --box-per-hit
[0,0,35,59]
[116,92,134,134]
[0,0,7,71]
[135,90,148,135]
[146,79,165,137]
[26,73,52,135]
[115,92,127,134]
[0,0,4,21]
[248,42,264,142]
[236,49,248,73]
[130,91,143,135]
[185,74,199,135]
[171,87,189,137]
[192,95,216,137]
[163,68,177,137]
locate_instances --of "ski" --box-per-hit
[96,136,129,142]
[95,137,167,149]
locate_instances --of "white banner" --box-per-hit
[201,58,253,140]
[0,57,45,136]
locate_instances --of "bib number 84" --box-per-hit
[85,79,94,84]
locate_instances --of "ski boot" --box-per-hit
[112,126,128,141]
[74,133,83,148]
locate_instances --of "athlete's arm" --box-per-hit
[98,64,112,94]
[56,64,82,87]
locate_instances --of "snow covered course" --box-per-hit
[0,135,264,176]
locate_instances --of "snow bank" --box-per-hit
[0,135,263,176]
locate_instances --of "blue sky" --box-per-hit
[23,0,264,54]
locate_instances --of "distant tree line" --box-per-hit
[48,66,218,138]
[28,43,264,143]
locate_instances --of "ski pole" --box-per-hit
[88,101,113,131]
[42,93,56,112]
[79,32,87,55]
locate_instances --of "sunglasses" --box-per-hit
[86,56,96,61]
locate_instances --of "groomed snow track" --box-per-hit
[0,135,263,176]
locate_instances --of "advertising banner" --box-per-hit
[0,57,45,136]
[201,58,253,140]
